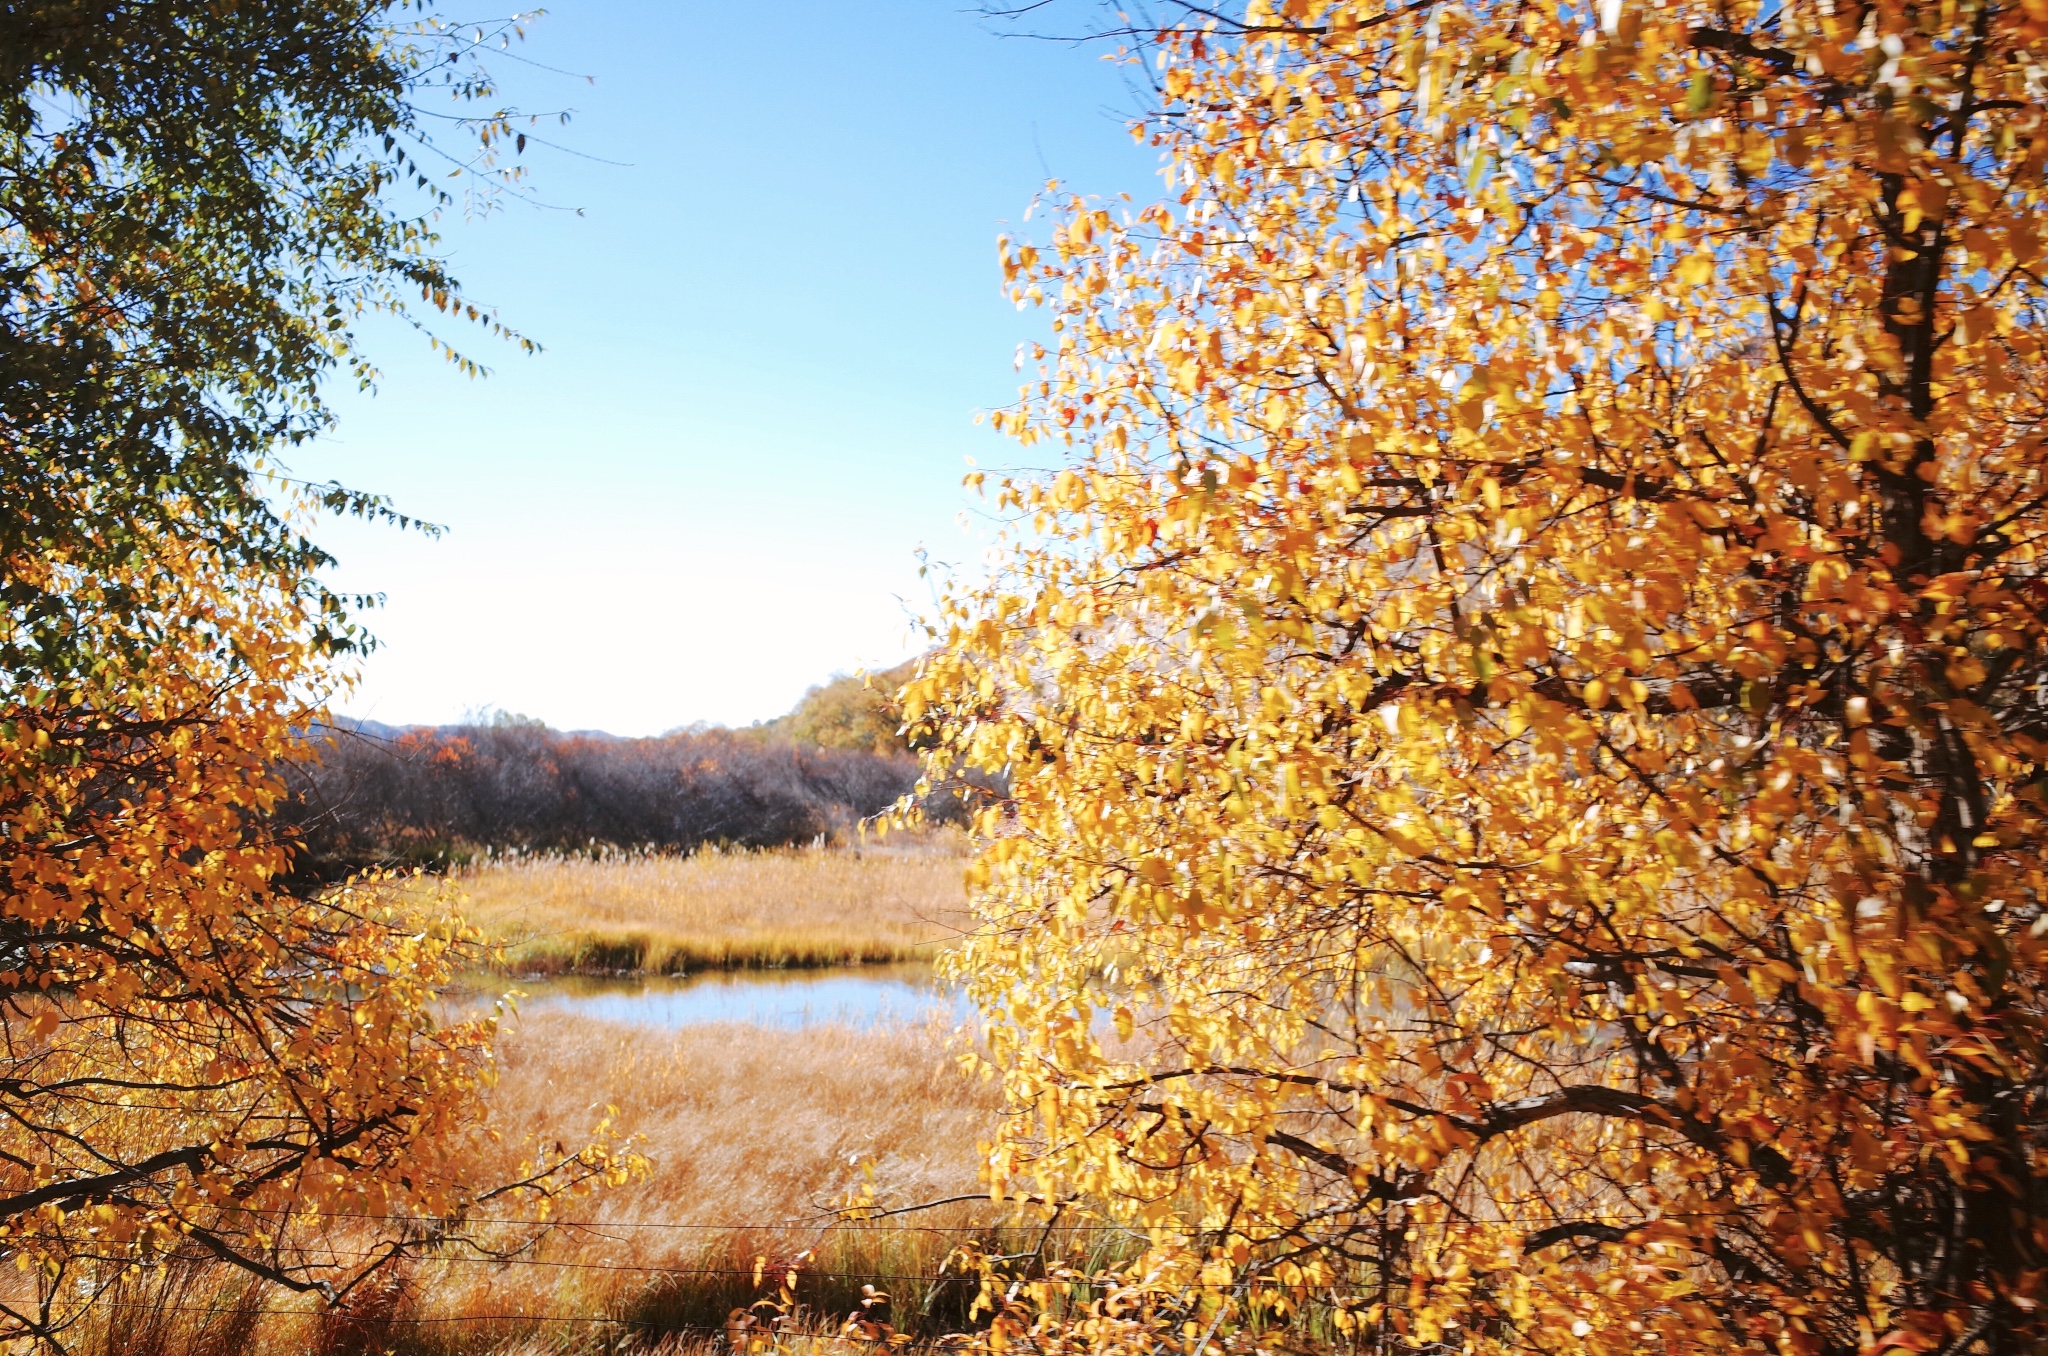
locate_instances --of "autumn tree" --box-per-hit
[914,1,2048,1353]
[0,4,626,1344]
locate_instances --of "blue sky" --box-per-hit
[293,1,1159,735]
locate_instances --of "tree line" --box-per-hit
[277,711,923,875]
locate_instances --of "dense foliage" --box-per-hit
[915,0,2048,1352]
[0,516,633,1340]
[283,718,922,870]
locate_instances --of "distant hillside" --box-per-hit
[278,676,930,875]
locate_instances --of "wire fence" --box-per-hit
[189,1204,1747,1234]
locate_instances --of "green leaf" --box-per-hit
[1686,70,1715,114]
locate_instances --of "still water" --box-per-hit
[502,963,974,1031]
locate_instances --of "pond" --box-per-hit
[491,963,975,1031]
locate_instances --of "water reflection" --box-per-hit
[499,963,973,1031]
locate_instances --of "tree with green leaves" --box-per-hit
[0,0,543,693]
[0,6,629,1343]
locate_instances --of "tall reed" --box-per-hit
[443,840,968,976]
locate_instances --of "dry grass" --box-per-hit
[440,838,971,976]
[53,842,1150,1355]
[480,1004,996,1232]
[404,1006,1012,1344]
[64,1007,1055,1356]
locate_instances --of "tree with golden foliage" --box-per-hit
[761,662,919,756]
[0,508,641,1341]
[914,1,2048,1352]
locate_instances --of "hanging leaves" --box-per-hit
[0,1,540,698]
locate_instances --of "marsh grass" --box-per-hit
[441,840,968,977]
[64,1008,1027,1356]
[364,1003,1142,1351]
[58,1006,1349,1356]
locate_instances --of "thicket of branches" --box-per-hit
[279,720,923,871]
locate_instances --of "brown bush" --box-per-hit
[278,720,922,874]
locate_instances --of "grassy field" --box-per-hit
[70,1007,1048,1356]
[441,839,970,976]
[59,846,1162,1355]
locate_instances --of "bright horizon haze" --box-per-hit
[292,1,1159,736]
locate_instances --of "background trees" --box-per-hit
[281,718,921,871]
[758,662,918,756]
[917,1,2048,1352]
[0,4,618,1343]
